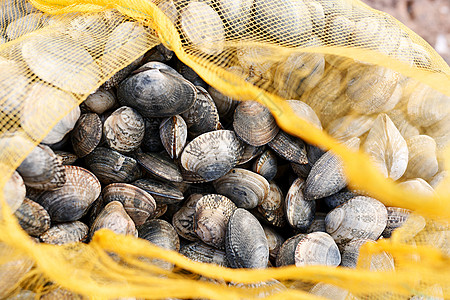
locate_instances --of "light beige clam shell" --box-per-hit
[326,114,374,142]
[83,88,117,114]
[90,201,137,239]
[398,178,435,196]
[404,135,438,180]
[309,283,357,300]
[294,232,341,267]
[2,171,26,214]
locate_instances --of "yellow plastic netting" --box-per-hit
[0,0,449,298]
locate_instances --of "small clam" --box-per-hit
[90,201,137,239]
[71,113,102,157]
[40,221,89,245]
[294,232,341,267]
[325,196,388,247]
[103,106,145,153]
[306,212,327,233]
[267,131,308,165]
[102,183,157,226]
[36,166,101,223]
[238,144,265,165]
[145,44,174,62]
[285,178,315,231]
[233,101,279,147]
[225,208,269,269]
[172,194,202,241]
[84,147,142,184]
[135,152,183,182]
[194,194,237,249]
[253,149,278,181]
[291,144,326,178]
[340,239,395,271]
[180,130,244,181]
[132,178,184,205]
[180,241,228,267]
[2,171,26,213]
[83,88,118,114]
[14,198,50,237]
[160,115,187,159]
[255,182,286,228]
[263,225,285,261]
[382,207,411,238]
[430,171,450,195]
[275,233,306,267]
[117,62,196,118]
[323,190,359,210]
[362,114,408,180]
[213,168,270,209]
[138,219,180,252]
[403,135,438,180]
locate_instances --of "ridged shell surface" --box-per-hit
[90,201,137,239]
[256,182,286,227]
[132,178,184,205]
[263,225,285,261]
[55,151,78,165]
[142,117,164,152]
[172,194,202,241]
[225,208,269,268]
[208,86,238,122]
[71,113,102,157]
[294,232,341,267]
[268,131,308,164]
[306,212,327,233]
[40,221,89,245]
[398,178,435,196]
[275,233,306,267]
[286,100,322,129]
[285,178,315,231]
[404,135,438,180]
[323,190,359,210]
[160,115,187,159]
[138,219,180,251]
[180,241,228,267]
[135,152,182,182]
[327,114,375,142]
[253,149,278,181]
[238,144,265,165]
[340,239,395,271]
[14,198,50,237]
[382,207,411,238]
[309,283,356,300]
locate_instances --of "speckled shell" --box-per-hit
[403,135,438,180]
[138,219,180,251]
[194,194,237,248]
[102,183,157,226]
[90,201,137,239]
[252,149,277,181]
[294,232,341,267]
[233,101,279,147]
[40,221,89,245]
[14,198,50,237]
[213,168,270,209]
[180,2,225,55]
[2,171,26,213]
[135,152,183,182]
[285,178,315,231]
[117,62,196,118]
[225,208,269,269]
[325,196,387,247]
[103,106,145,153]
[132,178,184,205]
[238,144,265,165]
[84,147,142,184]
[304,137,360,200]
[180,241,228,267]
[17,144,66,190]
[256,182,286,227]
[36,166,101,222]
[181,130,245,181]
[382,207,411,238]
[398,178,435,196]
[71,113,102,157]
[160,115,187,159]
[263,225,285,261]
[83,88,117,114]
[306,212,327,233]
[326,114,375,142]
[172,194,202,241]
[275,233,306,267]
[55,151,78,165]
[268,131,308,164]
[323,190,359,210]
[341,239,395,271]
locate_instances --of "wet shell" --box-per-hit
[225,208,269,269]
[55,151,78,165]
[90,201,137,239]
[194,194,237,248]
[306,212,327,233]
[267,131,308,164]
[172,194,202,241]
[275,233,306,267]
[180,2,225,55]
[404,135,438,180]
[135,152,183,182]
[294,232,341,267]
[325,196,388,247]
[14,198,50,237]
[304,137,360,200]
[2,171,25,214]
[340,239,395,271]
[36,166,101,223]
[181,130,245,181]
[382,207,411,238]
[256,182,286,227]
[84,147,142,184]
[263,225,285,261]
[83,88,118,114]
[117,62,196,118]
[213,168,270,209]
[40,221,89,245]
[238,144,265,165]
[138,219,180,251]
[285,178,315,231]
[253,149,277,181]
[132,178,184,205]
[102,55,144,90]
[326,114,375,142]
[180,241,228,267]
[160,115,187,159]
[233,101,279,147]
[362,114,408,180]
[103,106,145,153]
[323,190,359,210]
[71,113,102,157]
[102,183,157,226]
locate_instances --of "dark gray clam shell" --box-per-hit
[132,178,184,205]
[267,131,307,165]
[225,208,269,269]
[14,198,50,237]
[180,241,228,267]
[172,194,203,241]
[40,221,89,245]
[255,182,286,228]
[207,86,238,123]
[138,219,180,251]
[285,178,315,231]
[117,62,196,118]
[252,149,278,181]
[306,212,327,233]
[238,144,265,165]
[275,233,306,267]
[71,113,102,157]
[263,225,285,261]
[323,190,359,210]
[135,152,183,182]
[141,117,164,152]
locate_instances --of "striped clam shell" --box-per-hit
[90,201,137,239]
[160,115,187,159]
[294,232,341,267]
[14,198,50,237]
[285,178,315,231]
[40,221,89,245]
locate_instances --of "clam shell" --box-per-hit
[36,166,101,222]
[386,109,420,139]
[294,232,341,267]
[275,233,306,267]
[340,239,395,271]
[14,198,50,237]
[309,283,356,300]
[404,135,438,180]
[104,106,145,153]
[253,149,277,181]
[267,131,308,164]
[180,241,228,267]
[138,219,180,252]
[326,114,375,142]
[326,15,355,46]
[172,194,202,241]
[286,100,322,129]
[291,144,326,178]
[145,44,174,62]
[117,62,196,118]
[160,115,187,159]
[263,225,285,261]
[194,194,237,248]
[225,208,269,269]
[132,178,184,205]
[430,171,450,195]
[39,288,85,300]
[6,12,43,40]
[213,168,270,209]
[306,212,327,233]
[233,101,279,147]
[217,0,252,36]
[181,130,245,181]
[323,190,359,210]
[208,86,239,123]
[362,114,408,180]
[382,207,411,238]
[84,147,142,184]
[398,178,435,196]
[102,183,157,226]
[90,201,137,239]
[176,61,207,87]
[285,178,315,231]
[256,182,286,227]
[40,221,89,245]
[71,113,102,157]
[325,196,388,247]
[0,242,33,298]
[135,152,182,182]
[83,88,118,114]
[180,2,225,55]
[238,144,265,165]
[55,151,78,165]
[2,171,26,213]
[304,137,360,200]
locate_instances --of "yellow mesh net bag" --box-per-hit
[0,0,449,298]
